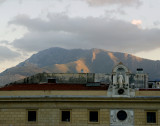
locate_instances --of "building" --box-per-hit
[148,79,160,88]
[0,62,159,126]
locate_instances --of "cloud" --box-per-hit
[85,0,142,6]
[0,0,5,4]
[0,0,7,6]
[0,40,9,45]
[131,20,142,28]
[0,46,20,61]
[154,21,160,26]
[105,8,126,15]
[9,13,160,54]
[131,20,142,25]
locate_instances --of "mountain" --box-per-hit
[0,47,160,85]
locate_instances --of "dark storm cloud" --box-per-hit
[9,13,160,53]
[85,0,142,6]
[0,46,20,60]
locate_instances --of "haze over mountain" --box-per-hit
[0,47,160,85]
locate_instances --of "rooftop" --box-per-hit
[0,83,109,91]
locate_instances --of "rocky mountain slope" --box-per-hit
[0,47,160,85]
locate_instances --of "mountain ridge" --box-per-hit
[0,47,160,85]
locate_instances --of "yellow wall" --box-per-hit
[1,90,160,97]
[0,101,160,126]
[0,90,107,96]
[0,90,160,125]
[136,90,160,96]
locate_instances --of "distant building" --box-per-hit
[0,62,159,126]
[148,79,160,88]
[11,62,148,89]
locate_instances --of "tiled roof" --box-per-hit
[139,89,160,91]
[0,83,108,91]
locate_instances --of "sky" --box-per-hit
[0,0,160,72]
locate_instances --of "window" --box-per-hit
[146,111,156,123]
[61,110,70,122]
[117,110,127,121]
[48,79,56,83]
[28,110,37,122]
[148,83,153,88]
[89,110,99,123]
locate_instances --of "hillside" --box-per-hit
[0,47,160,85]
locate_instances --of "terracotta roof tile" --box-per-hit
[139,89,160,91]
[0,83,108,91]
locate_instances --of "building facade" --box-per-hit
[0,62,159,126]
